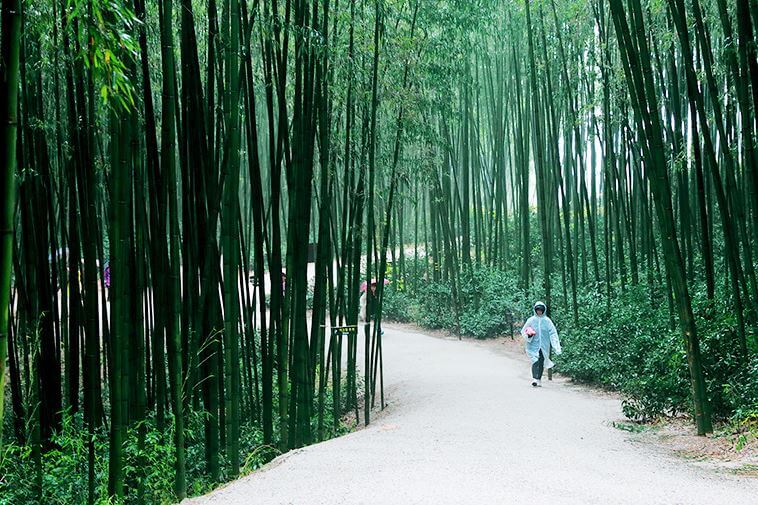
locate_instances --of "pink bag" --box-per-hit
[525,327,536,337]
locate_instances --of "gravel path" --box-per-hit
[184,324,757,505]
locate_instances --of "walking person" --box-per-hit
[359,282,376,322]
[521,301,561,387]
[359,279,388,322]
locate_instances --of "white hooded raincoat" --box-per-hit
[520,301,562,369]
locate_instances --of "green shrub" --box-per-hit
[0,405,338,504]
[558,285,690,421]
[558,282,757,423]
[381,285,415,322]
[1,417,87,505]
[416,281,457,329]
[405,266,526,338]
[458,268,525,339]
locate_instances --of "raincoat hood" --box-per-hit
[533,301,547,316]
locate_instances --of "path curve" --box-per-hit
[184,325,757,505]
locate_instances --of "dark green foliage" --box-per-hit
[0,386,353,505]
[559,284,757,423]
[692,293,758,423]
[559,286,690,421]
[381,285,415,323]
[723,359,758,425]
[415,282,457,330]
[383,264,525,339]
[457,268,525,339]
[0,413,173,505]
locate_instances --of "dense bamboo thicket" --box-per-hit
[1,0,757,503]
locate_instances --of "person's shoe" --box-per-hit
[531,378,538,387]
[536,379,542,387]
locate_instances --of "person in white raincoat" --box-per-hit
[520,301,562,387]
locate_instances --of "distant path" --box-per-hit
[184,324,757,505]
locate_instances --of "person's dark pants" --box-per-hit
[532,350,545,380]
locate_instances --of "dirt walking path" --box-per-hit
[184,324,757,505]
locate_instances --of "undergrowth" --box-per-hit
[0,382,356,505]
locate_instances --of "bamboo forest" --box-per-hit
[1,0,757,503]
